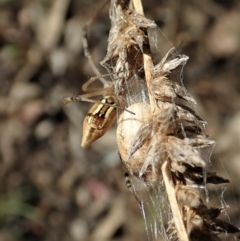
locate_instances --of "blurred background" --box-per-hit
[0,0,239,240]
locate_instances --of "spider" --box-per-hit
[62,73,119,148]
[62,13,136,148]
[61,1,120,147]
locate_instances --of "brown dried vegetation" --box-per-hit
[62,0,240,240]
[100,0,240,240]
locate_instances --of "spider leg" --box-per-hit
[62,90,108,105]
[125,172,142,205]
[62,92,135,115]
[81,73,113,92]
[82,0,110,86]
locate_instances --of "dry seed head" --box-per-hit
[175,184,204,209]
[167,136,206,168]
[75,1,240,239]
[101,5,156,68]
[101,1,156,111]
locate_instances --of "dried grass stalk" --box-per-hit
[101,0,240,240]
[64,0,240,240]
